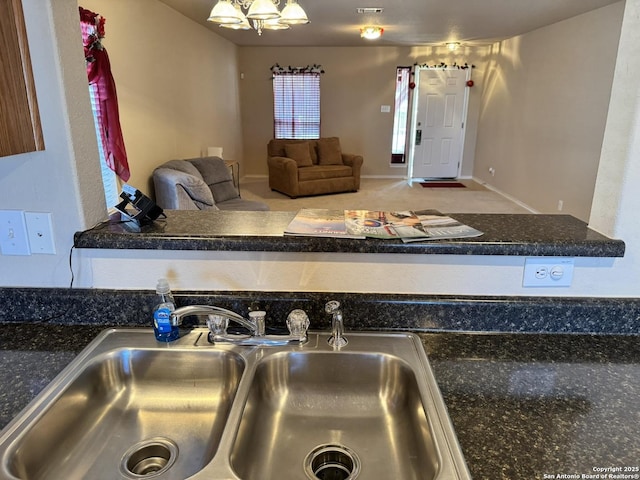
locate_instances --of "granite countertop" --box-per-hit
[1,323,638,478]
[73,210,625,257]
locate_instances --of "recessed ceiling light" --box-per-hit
[360,26,383,40]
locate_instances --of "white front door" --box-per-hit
[410,68,468,179]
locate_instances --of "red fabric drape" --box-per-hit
[79,7,130,181]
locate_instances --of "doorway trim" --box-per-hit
[406,67,471,184]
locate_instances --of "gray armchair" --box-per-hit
[153,157,269,211]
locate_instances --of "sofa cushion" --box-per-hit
[298,165,353,182]
[317,137,343,165]
[268,139,319,164]
[188,157,239,203]
[285,142,313,167]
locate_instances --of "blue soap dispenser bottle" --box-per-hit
[153,278,179,342]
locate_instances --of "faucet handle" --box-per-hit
[325,300,340,314]
[207,314,228,335]
[248,310,266,337]
[287,309,310,339]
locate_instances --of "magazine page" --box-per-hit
[388,210,437,240]
[344,210,427,239]
[284,209,365,238]
[401,210,484,242]
[344,210,397,238]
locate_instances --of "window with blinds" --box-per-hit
[273,73,320,139]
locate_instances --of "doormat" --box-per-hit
[420,182,466,188]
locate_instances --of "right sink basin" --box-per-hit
[231,350,438,479]
[229,333,470,480]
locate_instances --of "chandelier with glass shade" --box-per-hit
[207,0,309,35]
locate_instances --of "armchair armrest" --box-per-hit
[268,155,298,170]
[267,156,300,197]
[342,153,363,168]
[342,153,363,190]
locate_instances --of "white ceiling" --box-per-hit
[157,0,620,47]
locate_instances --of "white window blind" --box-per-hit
[273,73,320,139]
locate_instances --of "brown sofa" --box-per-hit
[267,137,363,198]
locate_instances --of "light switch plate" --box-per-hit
[25,212,56,254]
[523,257,574,287]
[0,210,31,256]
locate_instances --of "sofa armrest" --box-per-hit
[267,155,300,197]
[342,154,363,189]
[342,153,363,168]
[268,155,297,170]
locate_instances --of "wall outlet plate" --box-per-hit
[523,257,574,287]
[0,210,31,256]
[25,212,56,254]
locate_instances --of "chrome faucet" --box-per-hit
[170,305,309,346]
[325,300,348,347]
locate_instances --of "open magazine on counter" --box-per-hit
[284,209,483,241]
[396,209,484,242]
[283,209,366,238]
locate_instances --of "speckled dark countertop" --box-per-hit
[1,323,639,479]
[73,210,625,257]
[422,332,640,479]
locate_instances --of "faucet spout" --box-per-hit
[325,300,348,347]
[171,305,257,335]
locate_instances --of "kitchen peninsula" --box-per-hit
[74,210,625,257]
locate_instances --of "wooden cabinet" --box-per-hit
[0,0,44,157]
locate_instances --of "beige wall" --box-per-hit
[473,2,624,221]
[238,46,489,178]
[4,0,640,299]
[81,0,243,197]
[0,0,105,287]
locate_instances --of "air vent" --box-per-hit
[356,7,384,14]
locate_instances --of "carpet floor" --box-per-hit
[239,177,530,214]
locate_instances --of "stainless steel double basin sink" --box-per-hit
[0,328,470,479]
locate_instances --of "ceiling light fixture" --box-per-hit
[446,42,461,51]
[207,0,308,35]
[360,26,383,40]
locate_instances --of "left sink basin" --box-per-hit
[0,330,245,480]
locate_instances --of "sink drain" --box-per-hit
[304,444,361,480]
[120,437,178,478]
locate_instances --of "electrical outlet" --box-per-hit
[523,257,574,287]
[25,212,56,254]
[0,210,31,256]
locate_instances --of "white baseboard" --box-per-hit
[472,177,538,213]
[242,174,268,179]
